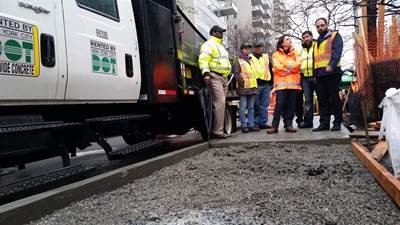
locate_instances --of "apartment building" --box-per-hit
[179,0,238,39]
[220,0,275,52]
[179,0,289,52]
[272,0,290,34]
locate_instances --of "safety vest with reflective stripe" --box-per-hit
[250,54,272,81]
[198,36,232,77]
[314,31,341,69]
[299,42,315,77]
[272,48,302,91]
[238,58,258,89]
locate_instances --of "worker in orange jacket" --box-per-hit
[267,35,302,134]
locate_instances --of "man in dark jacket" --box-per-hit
[298,31,317,129]
[312,18,344,132]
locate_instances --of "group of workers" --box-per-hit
[199,17,344,139]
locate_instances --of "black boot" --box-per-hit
[330,124,341,131]
[298,122,313,129]
[312,125,330,132]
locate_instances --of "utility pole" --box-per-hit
[354,0,359,33]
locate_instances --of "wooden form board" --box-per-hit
[352,141,400,207]
[370,140,388,161]
[349,130,380,139]
[368,121,382,129]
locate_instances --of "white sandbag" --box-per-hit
[379,88,400,177]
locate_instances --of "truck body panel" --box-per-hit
[132,0,179,104]
[63,0,141,101]
[0,0,63,101]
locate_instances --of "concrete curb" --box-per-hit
[212,137,351,148]
[0,142,209,225]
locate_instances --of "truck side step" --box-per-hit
[108,139,164,160]
[0,122,84,168]
[0,121,82,135]
[86,114,150,124]
[0,165,95,205]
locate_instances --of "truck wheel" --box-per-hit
[198,104,236,141]
[224,104,237,134]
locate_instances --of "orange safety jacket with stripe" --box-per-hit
[272,48,302,91]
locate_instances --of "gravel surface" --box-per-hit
[31,143,400,225]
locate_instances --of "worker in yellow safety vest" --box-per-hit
[297,31,317,129]
[251,43,273,129]
[233,43,259,133]
[312,18,344,132]
[198,25,232,139]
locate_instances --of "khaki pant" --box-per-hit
[209,72,228,135]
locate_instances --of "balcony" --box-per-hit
[251,0,268,6]
[252,17,266,27]
[252,5,265,17]
[195,0,227,38]
[253,27,265,36]
[263,1,271,9]
[215,1,238,17]
[262,22,272,29]
[274,13,283,19]
[262,11,272,19]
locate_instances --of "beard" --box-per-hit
[318,29,327,35]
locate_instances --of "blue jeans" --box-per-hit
[239,95,256,128]
[301,77,316,125]
[255,83,271,126]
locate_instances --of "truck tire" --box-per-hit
[224,104,237,134]
[198,104,237,141]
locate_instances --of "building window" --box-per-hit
[234,25,238,29]
[76,0,120,21]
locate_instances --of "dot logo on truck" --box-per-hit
[0,16,40,77]
[5,40,22,61]
[90,40,117,75]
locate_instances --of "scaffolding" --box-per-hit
[353,3,400,120]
